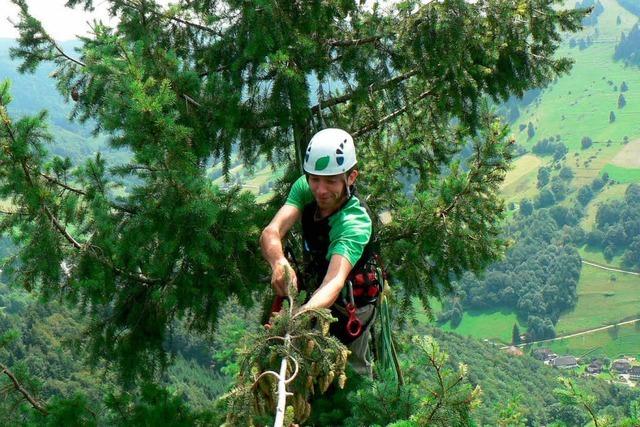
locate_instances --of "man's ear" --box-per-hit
[347,169,358,186]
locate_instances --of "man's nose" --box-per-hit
[315,182,328,194]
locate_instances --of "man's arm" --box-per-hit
[302,254,353,310]
[260,204,301,296]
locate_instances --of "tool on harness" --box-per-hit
[345,281,362,338]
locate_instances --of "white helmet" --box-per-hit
[303,128,357,175]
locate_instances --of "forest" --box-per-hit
[587,184,640,268]
[1,0,639,425]
[614,23,640,66]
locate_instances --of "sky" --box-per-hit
[0,0,119,40]
[0,0,403,41]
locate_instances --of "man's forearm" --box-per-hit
[304,279,344,310]
[260,228,286,267]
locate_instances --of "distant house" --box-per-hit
[552,356,578,369]
[629,366,640,380]
[533,348,557,362]
[504,346,524,357]
[586,360,603,374]
[612,359,632,373]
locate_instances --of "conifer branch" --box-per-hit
[38,170,137,214]
[119,0,224,37]
[38,172,86,196]
[50,40,85,67]
[310,69,419,115]
[327,36,382,47]
[1,104,156,284]
[43,205,83,249]
[0,362,48,416]
[352,88,433,137]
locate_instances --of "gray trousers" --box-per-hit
[332,303,376,378]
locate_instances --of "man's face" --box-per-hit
[308,171,357,212]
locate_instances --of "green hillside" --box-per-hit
[437,0,640,357]
[505,0,640,200]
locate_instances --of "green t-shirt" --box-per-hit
[285,175,372,267]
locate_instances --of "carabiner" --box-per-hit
[345,302,362,337]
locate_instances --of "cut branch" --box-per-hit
[0,363,48,416]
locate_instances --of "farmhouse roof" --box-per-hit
[613,359,632,368]
[552,356,577,367]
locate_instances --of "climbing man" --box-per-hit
[260,128,382,377]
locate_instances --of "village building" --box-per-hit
[612,358,632,374]
[629,366,640,381]
[533,348,557,362]
[552,355,578,369]
[586,360,603,375]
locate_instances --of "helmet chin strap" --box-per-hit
[344,173,351,198]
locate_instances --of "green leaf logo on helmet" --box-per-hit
[304,128,357,175]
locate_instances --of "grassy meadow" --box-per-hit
[437,309,524,343]
[509,0,640,189]
[544,321,640,360]
[580,182,629,230]
[555,263,640,335]
[501,154,544,202]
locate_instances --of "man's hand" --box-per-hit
[271,258,298,296]
[261,205,301,295]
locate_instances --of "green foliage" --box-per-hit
[452,209,581,331]
[496,395,528,427]
[618,93,627,109]
[537,166,551,188]
[0,0,588,385]
[104,382,217,426]
[614,23,640,65]
[519,199,533,216]
[223,287,349,426]
[591,184,640,269]
[512,323,521,345]
[405,336,480,426]
[345,369,418,426]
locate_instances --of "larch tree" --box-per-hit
[1,0,586,388]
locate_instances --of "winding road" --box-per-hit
[498,260,640,349]
[581,260,640,276]
[502,318,640,349]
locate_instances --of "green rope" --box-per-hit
[375,270,404,386]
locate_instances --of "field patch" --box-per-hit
[543,321,640,359]
[611,139,640,168]
[580,183,629,230]
[555,263,640,335]
[602,164,640,183]
[438,308,523,344]
[501,154,542,201]
[578,245,625,268]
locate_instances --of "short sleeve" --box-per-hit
[327,199,372,266]
[285,175,314,209]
